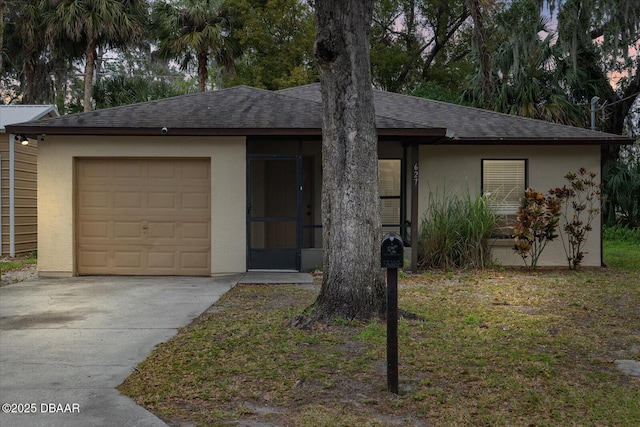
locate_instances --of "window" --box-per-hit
[379,159,402,234]
[482,159,527,236]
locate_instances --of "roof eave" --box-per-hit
[440,136,635,145]
[5,126,449,139]
[5,126,324,137]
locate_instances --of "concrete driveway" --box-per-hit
[0,275,239,427]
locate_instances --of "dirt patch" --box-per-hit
[0,263,38,287]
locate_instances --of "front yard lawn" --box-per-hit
[120,267,640,427]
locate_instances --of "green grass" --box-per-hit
[120,268,640,427]
[0,253,37,279]
[604,239,640,271]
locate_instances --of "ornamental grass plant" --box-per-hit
[418,189,497,269]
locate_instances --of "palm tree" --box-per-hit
[151,0,240,92]
[3,0,51,103]
[463,0,588,126]
[93,75,187,108]
[47,0,149,112]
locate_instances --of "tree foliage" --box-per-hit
[47,0,149,111]
[225,0,316,90]
[1,0,638,139]
[93,75,188,109]
[370,0,471,92]
[2,1,56,104]
[463,0,639,132]
[151,0,240,92]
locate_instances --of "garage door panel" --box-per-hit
[78,251,109,268]
[181,251,210,269]
[114,191,144,208]
[79,161,109,178]
[114,163,144,178]
[147,252,176,269]
[79,220,109,239]
[148,222,176,239]
[114,251,143,268]
[79,191,109,209]
[148,163,178,179]
[77,159,211,276]
[182,162,210,179]
[182,192,210,210]
[114,221,144,239]
[148,192,177,209]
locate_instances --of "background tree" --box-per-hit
[370,0,470,92]
[226,0,316,90]
[464,0,588,126]
[2,0,52,104]
[1,0,4,71]
[47,0,149,112]
[93,75,187,109]
[462,0,639,132]
[151,0,241,92]
[311,0,386,321]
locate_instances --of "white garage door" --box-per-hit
[76,158,211,275]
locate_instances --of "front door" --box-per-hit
[247,156,300,270]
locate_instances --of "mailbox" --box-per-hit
[381,232,404,269]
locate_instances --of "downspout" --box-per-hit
[9,133,15,256]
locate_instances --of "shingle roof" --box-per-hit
[6,85,439,138]
[280,84,631,143]
[5,84,632,144]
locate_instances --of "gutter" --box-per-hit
[6,126,448,139]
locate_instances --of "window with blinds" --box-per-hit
[378,159,402,234]
[482,159,527,236]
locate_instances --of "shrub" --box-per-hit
[418,189,497,270]
[513,189,562,268]
[551,168,602,270]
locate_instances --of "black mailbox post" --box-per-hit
[381,232,403,394]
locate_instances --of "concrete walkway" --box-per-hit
[0,273,311,427]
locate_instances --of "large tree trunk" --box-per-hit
[83,41,97,112]
[312,0,385,321]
